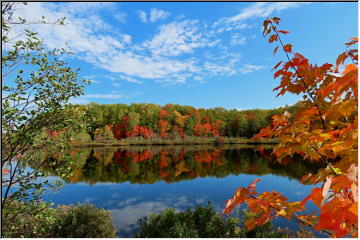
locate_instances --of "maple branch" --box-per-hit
[268,20,327,130]
[249,195,332,236]
[295,132,339,176]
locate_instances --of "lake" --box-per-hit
[41,145,323,237]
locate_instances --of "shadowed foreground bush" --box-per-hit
[134,204,293,238]
[2,201,116,238]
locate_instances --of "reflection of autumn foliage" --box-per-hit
[133,150,153,163]
[112,149,154,166]
[61,147,322,187]
[69,169,81,183]
[158,150,171,179]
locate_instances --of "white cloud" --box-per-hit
[194,76,206,83]
[137,10,148,23]
[8,2,276,86]
[150,8,170,22]
[143,20,214,57]
[231,33,247,46]
[230,2,307,22]
[115,12,127,23]
[9,2,130,56]
[212,2,308,33]
[119,75,143,84]
[48,2,114,16]
[239,64,265,74]
[112,82,122,88]
[82,93,125,99]
[72,91,140,101]
[214,22,251,34]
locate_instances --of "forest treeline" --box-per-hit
[59,102,300,143]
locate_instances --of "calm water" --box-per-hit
[41,145,323,237]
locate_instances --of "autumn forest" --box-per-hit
[48,102,299,144]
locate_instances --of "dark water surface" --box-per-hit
[42,145,322,237]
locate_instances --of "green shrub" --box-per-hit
[2,201,59,238]
[134,204,293,238]
[53,204,116,237]
[135,204,242,238]
[2,201,116,238]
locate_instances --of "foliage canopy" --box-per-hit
[224,17,358,238]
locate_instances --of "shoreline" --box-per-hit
[72,137,278,148]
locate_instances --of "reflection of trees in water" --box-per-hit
[52,146,324,185]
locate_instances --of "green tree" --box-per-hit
[2,2,90,210]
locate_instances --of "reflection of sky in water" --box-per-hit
[44,173,319,237]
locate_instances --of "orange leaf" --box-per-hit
[283,44,292,53]
[247,178,261,192]
[278,30,289,34]
[345,37,358,46]
[272,17,281,25]
[343,64,357,75]
[334,52,346,72]
[223,198,235,214]
[301,187,323,208]
[294,53,307,61]
[273,46,278,55]
[274,69,283,78]
[273,61,282,71]
[269,34,278,43]
[349,202,358,216]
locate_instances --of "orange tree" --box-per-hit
[223,17,358,238]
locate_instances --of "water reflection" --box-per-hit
[53,145,322,184]
[41,145,324,237]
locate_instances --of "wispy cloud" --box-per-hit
[229,2,307,22]
[112,82,122,88]
[12,2,304,87]
[115,12,127,23]
[212,2,308,33]
[137,8,170,23]
[82,91,140,99]
[150,8,170,22]
[119,75,143,84]
[239,64,265,74]
[70,91,140,104]
[137,10,148,23]
[230,33,247,46]
[143,19,215,57]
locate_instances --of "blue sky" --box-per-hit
[13,2,358,110]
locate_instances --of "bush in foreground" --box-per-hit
[2,201,116,238]
[134,204,292,238]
